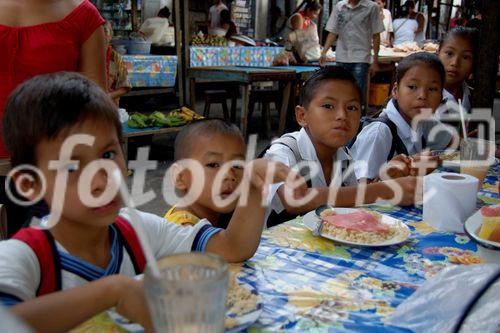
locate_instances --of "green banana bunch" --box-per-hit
[149,111,171,127]
[127,113,152,128]
[127,111,188,129]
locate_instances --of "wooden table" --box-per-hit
[188,66,296,137]
[122,123,182,161]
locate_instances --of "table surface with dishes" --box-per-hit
[72,162,499,333]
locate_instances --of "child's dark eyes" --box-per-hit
[64,163,79,173]
[206,162,220,168]
[232,165,244,170]
[407,85,417,90]
[102,151,117,160]
[462,55,472,61]
[347,105,360,112]
[429,87,439,92]
[445,51,454,57]
[322,104,334,110]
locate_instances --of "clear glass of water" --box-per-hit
[144,253,229,333]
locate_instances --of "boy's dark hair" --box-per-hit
[174,119,244,161]
[396,5,409,18]
[395,52,446,86]
[439,27,479,64]
[158,6,171,19]
[299,66,362,109]
[3,72,122,168]
[403,0,415,9]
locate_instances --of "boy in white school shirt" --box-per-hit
[0,72,302,333]
[263,66,420,227]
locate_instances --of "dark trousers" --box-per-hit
[337,62,370,113]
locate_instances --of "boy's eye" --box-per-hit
[463,55,472,60]
[102,151,117,160]
[408,85,417,90]
[429,87,439,92]
[206,162,220,168]
[232,165,244,171]
[63,163,79,173]
[322,104,334,110]
[445,51,454,57]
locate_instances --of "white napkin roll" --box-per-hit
[423,173,479,233]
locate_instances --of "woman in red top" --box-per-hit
[0,0,106,236]
[288,0,322,32]
[0,0,106,158]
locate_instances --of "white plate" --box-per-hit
[464,204,500,263]
[109,280,261,333]
[303,208,411,247]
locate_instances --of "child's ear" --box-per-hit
[170,163,190,192]
[391,83,399,101]
[11,172,43,202]
[295,105,308,128]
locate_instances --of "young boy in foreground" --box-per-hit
[0,72,301,333]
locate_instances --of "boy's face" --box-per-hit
[438,36,474,87]
[296,80,361,151]
[392,65,443,121]
[176,133,246,215]
[31,119,126,228]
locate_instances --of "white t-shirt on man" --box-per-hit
[393,18,418,45]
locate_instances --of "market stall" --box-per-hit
[122,55,178,88]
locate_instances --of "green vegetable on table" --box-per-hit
[127,112,187,129]
[127,113,152,129]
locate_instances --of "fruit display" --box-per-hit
[127,107,203,129]
[190,35,228,46]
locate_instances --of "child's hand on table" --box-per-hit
[114,276,154,333]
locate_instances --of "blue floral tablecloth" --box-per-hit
[76,164,499,332]
[122,55,177,88]
[234,164,500,332]
[190,46,284,68]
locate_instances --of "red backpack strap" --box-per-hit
[114,216,146,274]
[12,228,61,297]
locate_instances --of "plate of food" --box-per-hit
[430,149,460,170]
[108,273,261,333]
[464,204,500,264]
[303,207,411,247]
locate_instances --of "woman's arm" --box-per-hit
[79,26,107,90]
[290,13,304,31]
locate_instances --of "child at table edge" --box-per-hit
[350,52,451,181]
[263,66,420,227]
[0,72,302,333]
[165,119,256,228]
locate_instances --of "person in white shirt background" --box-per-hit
[405,0,426,43]
[392,4,418,46]
[209,0,228,32]
[375,0,393,47]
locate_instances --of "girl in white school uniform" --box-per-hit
[350,52,450,181]
[437,27,478,116]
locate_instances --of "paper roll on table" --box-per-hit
[423,173,479,233]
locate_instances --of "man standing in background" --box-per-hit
[320,0,384,108]
[209,0,228,30]
[376,0,393,47]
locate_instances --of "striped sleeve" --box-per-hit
[191,225,223,252]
